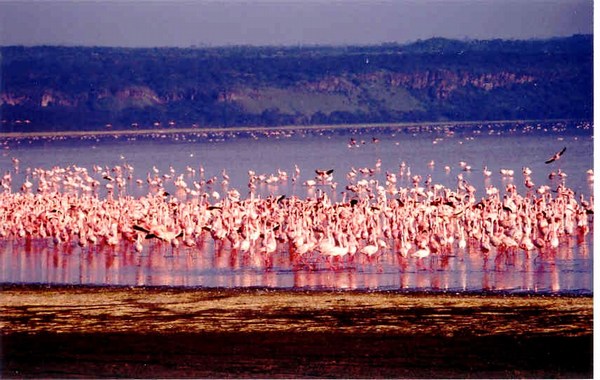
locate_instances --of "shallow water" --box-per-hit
[0,121,594,293]
[0,235,592,293]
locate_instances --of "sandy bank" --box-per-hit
[0,285,592,378]
[0,118,571,139]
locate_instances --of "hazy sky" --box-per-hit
[0,0,593,47]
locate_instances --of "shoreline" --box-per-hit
[0,118,584,139]
[1,284,592,377]
[0,282,594,297]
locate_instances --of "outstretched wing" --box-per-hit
[315,169,334,176]
[133,224,157,239]
[545,147,567,164]
[558,146,567,157]
[133,224,150,234]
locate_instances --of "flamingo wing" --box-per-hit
[559,146,567,156]
[133,225,151,234]
[545,147,566,164]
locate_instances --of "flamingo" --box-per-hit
[412,247,430,258]
[0,157,591,284]
[482,166,492,177]
[133,223,183,247]
[545,147,566,164]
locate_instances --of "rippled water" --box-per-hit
[0,235,591,292]
[0,121,594,293]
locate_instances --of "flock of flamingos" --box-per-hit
[0,141,593,268]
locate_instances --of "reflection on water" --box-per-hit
[0,229,592,293]
[0,122,594,293]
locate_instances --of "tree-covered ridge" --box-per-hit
[0,35,592,132]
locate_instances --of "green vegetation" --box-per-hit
[0,35,592,132]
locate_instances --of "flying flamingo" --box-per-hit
[545,147,566,164]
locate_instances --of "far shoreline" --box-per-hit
[0,118,585,139]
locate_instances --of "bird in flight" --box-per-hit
[315,169,334,176]
[545,147,566,164]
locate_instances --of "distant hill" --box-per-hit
[0,35,592,132]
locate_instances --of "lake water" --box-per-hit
[0,121,594,293]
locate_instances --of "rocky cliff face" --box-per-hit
[298,70,536,99]
[1,86,162,109]
[383,70,535,99]
[0,64,540,110]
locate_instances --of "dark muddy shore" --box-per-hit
[0,285,593,378]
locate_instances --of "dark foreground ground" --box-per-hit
[0,285,593,378]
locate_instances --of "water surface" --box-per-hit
[0,121,593,293]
